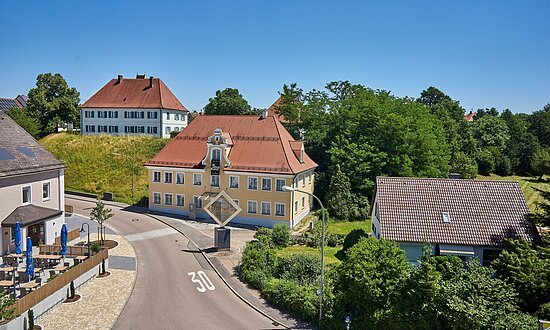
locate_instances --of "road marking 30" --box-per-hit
[187,271,215,292]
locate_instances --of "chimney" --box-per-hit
[149,76,154,88]
[136,74,146,79]
[261,109,268,119]
[117,75,123,84]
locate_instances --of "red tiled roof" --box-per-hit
[146,115,317,174]
[374,177,540,247]
[266,97,286,122]
[81,77,188,112]
[464,112,476,122]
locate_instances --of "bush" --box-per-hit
[262,278,318,322]
[342,229,370,254]
[272,224,290,248]
[254,227,272,246]
[538,302,550,321]
[326,233,345,247]
[91,242,101,253]
[276,252,321,286]
[241,241,278,290]
[28,309,34,329]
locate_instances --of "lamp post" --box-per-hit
[113,152,135,205]
[80,222,90,257]
[345,314,351,330]
[282,185,325,324]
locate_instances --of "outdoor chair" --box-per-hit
[4,257,15,266]
[64,262,70,268]
[0,271,5,281]
[35,277,41,285]
[19,287,29,298]
[49,270,56,278]
[17,271,28,283]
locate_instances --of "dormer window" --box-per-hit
[212,148,221,161]
[442,212,451,223]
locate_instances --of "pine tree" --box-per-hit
[326,165,354,220]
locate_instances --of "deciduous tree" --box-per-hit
[203,88,252,115]
[90,199,113,244]
[6,107,41,138]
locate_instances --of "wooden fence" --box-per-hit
[54,229,81,245]
[39,245,87,257]
[12,248,108,316]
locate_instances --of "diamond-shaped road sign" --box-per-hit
[203,191,242,227]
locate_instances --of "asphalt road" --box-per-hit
[67,197,279,330]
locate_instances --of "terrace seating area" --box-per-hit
[0,251,89,300]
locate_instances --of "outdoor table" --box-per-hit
[53,265,67,272]
[20,281,40,289]
[34,255,62,260]
[0,280,18,287]
[74,256,88,261]
[0,266,16,273]
[7,254,24,258]
[33,267,43,274]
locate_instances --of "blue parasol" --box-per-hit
[14,222,21,254]
[25,237,34,279]
[60,224,68,256]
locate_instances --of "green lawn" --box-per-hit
[477,174,549,212]
[278,245,342,265]
[40,133,169,204]
[327,219,372,235]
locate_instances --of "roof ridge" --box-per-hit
[273,116,294,174]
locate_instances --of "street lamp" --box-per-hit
[113,152,135,205]
[80,222,90,257]
[282,185,325,324]
[345,314,351,330]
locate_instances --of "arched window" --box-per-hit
[212,148,221,161]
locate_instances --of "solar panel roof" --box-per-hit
[0,148,15,160]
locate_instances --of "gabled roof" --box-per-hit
[81,76,188,112]
[2,204,62,227]
[0,95,27,112]
[146,115,317,174]
[464,112,476,122]
[266,97,287,122]
[0,113,65,178]
[374,177,539,247]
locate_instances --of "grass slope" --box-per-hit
[40,133,169,204]
[477,174,549,212]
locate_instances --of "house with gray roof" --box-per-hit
[371,176,540,265]
[0,112,66,255]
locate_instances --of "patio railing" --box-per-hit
[11,247,108,316]
[54,229,80,245]
[39,245,87,257]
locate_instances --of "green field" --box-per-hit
[277,245,341,265]
[40,133,169,204]
[477,174,549,212]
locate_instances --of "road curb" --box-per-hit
[66,194,292,329]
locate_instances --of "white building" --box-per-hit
[80,75,189,138]
[0,113,66,254]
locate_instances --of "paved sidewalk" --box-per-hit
[37,233,137,329]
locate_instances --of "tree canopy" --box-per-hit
[27,73,80,135]
[203,88,252,115]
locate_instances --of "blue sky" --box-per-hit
[1,1,548,113]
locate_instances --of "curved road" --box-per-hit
[67,198,278,330]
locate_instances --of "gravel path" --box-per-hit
[37,233,136,329]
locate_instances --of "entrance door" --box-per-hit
[28,223,44,245]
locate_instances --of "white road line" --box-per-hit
[124,227,178,242]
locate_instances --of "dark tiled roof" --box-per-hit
[0,98,22,111]
[0,113,65,178]
[374,177,539,247]
[2,204,62,227]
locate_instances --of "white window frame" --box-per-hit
[194,195,203,209]
[153,192,161,205]
[211,175,220,187]
[193,173,203,186]
[275,203,285,216]
[176,194,185,207]
[302,175,306,187]
[261,201,271,215]
[164,172,173,184]
[164,193,173,206]
[261,178,272,191]
[229,176,239,189]
[22,186,31,205]
[248,177,258,190]
[176,172,185,185]
[211,148,222,161]
[153,171,161,183]
[294,201,298,213]
[247,200,257,214]
[308,173,312,184]
[42,181,51,201]
[275,178,285,192]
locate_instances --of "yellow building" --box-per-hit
[145,112,317,228]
